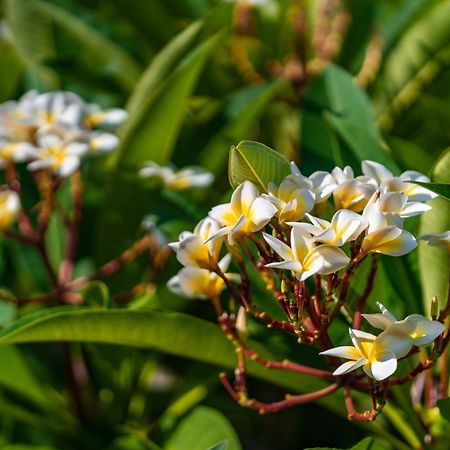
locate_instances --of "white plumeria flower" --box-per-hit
[361,194,417,256]
[362,302,445,347]
[167,254,239,300]
[208,181,277,245]
[288,210,368,247]
[262,227,349,281]
[333,179,377,212]
[362,160,437,202]
[262,175,315,224]
[320,328,401,381]
[309,171,337,203]
[85,104,128,129]
[27,132,88,177]
[169,217,224,269]
[0,189,20,229]
[377,192,432,227]
[140,162,214,190]
[89,131,119,153]
[419,231,450,252]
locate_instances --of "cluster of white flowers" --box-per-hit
[168,158,448,381]
[321,303,444,381]
[0,90,127,177]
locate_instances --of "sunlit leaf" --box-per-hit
[228,141,291,192]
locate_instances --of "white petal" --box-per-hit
[265,260,302,271]
[306,245,349,275]
[239,181,259,215]
[369,350,397,381]
[361,160,393,184]
[399,202,432,218]
[248,197,277,229]
[319,346,359,359]
[262,232,293,261]
[90,132,119,153]
[333,358,367,376]
[398,315,445,346]
[376,328,413,359]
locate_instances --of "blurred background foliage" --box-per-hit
[0,0,449,449]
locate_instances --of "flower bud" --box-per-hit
[431,296,439,320]
[236,306,248,343]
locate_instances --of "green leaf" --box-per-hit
[125,19,204,117]
[4,0,59,89]
[228,141,291,192]
[34,0,141,92]
[0,307,327,396]
[418,148,450,311]
[165,407,240,450]
[44,212,66,272]
[437,397,450,422]
[320,64,397,171]
[409,181,450,201]
[199,80,288,175]
[114,31,223,169]
[0,40,24,101]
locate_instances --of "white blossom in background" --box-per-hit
[361,193,417,256]
[0,189,20,229]
[140,162,214,190]
[263,227,349,281]
[169,217,224,269]
[289,210,368,247]
[262,175,315,224]
[0,140,36,168]
[208,181,277,245]
[361,160,437,202]
[27,131,88,177]
[419,231,450,252]
[167,254,239,300]
[362,302,445,347]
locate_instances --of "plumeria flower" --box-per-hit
[167,254,239,300]
[320,329,401,381]
[0,189,20,229]
[27,131,88,177]
[169,217,224,269]
[419,231,450,252]
[333,179,377,212]
[262,227,349,281]
[290,162,334,204]
[262,175,315,224]
[208,181,277,245]
[377,192,432,227]
[140,162,214,190]
[362,302,445,347]
[84,104,128,129]
[362,160,437,202]
[88,131,119,154]
[361,194,417,256]
[288,210,367,247]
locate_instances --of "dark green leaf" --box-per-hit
[228,141,291,192]
[437,397,450,422]
[409,181,450,201]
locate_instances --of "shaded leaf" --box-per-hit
[228,141,291,192]
[437,397,450,422]
[165,407,240,450]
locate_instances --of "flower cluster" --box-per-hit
[168,156,448,417]
[0,90,127,177]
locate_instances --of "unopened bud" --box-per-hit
[281,280,288,293]
[236,306,248,343]
[431,296,439,320]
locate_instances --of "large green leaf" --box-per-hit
[199,80,288,175]
[305,437,388,450]
[0,41,24,101]
[437,397,450,422]
[114,31,223,169]
[374,0,450,135]
[0,307,324,395]
[320,64,397,171]
[125,19,204,117]
[228,141,291,192]
[35,0,142,92]
[418,148,450,311]
[165,406,241,450]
